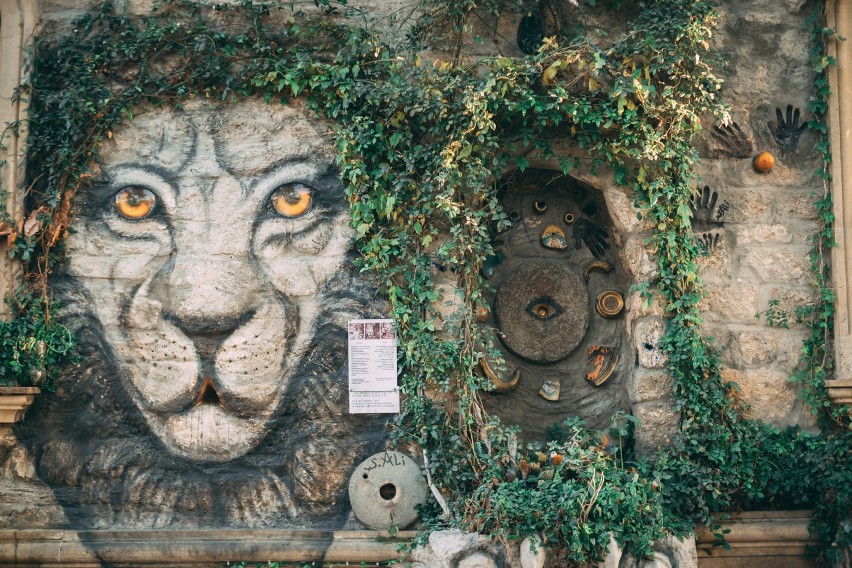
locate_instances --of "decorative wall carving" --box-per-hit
[517,15,544,55]
[479,169,630,437]
[709,121,754,159]
[348,451,427,530]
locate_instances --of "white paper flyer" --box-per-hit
[347,319,399,413]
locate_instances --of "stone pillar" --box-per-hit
[827,0,851,373]
[0,0,39,319]
[826,0,852,405]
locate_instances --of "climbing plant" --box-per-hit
[0,0,849,564]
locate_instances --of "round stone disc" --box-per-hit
[348,451,427,531]
[494,259,589,363]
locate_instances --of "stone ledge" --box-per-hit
[826,378,852,412]
[0,529,415,567]
[0,388,40,424]
[695,511,815,568]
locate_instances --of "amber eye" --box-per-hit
[114,186,157,220]
[532,303,554,318]
[272,183,313,218]
[524,296,563,321]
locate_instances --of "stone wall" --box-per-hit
[425,0,826,453]
[0,0,835,565]
[692,0,821,434]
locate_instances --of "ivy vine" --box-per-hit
[0,0,849,564]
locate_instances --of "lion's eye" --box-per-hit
[114,186,157,220]
[272,183,313,218]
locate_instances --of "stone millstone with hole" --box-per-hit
[348,451,427,531]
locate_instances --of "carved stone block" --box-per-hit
[635,319,667,369]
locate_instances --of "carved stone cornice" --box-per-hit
[695,511,815,567]
[0,387,39,423]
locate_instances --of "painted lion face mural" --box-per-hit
[72,102,352,463]
[18,100,385,528]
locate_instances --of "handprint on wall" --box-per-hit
[572,218,610,258]
[690,186,728,254]
[709,121,753,159]
[690,185,729,231]
[770,104,807,154]
[701,232,721,251]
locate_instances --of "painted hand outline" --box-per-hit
[690,185,728,231]
[770,104,807,153]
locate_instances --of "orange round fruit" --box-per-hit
[753,151,775,174]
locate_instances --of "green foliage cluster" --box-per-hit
[226,562,395,568]
[462,416,673,563]
[0,289,73,388]
[1,0,849,564]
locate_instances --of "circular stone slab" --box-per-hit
[494,259,589,363]
[348,451,427,531]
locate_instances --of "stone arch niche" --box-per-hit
[480,168,632,437]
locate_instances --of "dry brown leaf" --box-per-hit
[23,213,41,237]
[23,205,49,237]
[48,192,73,247]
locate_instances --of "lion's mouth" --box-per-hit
[194,377,221,407]
[187,331,233,410]
[121,302,296,421]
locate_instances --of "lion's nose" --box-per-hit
[165,310,254,360]
[163,312,254,361]
[149,229,265,345]
[166,310,251,337]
